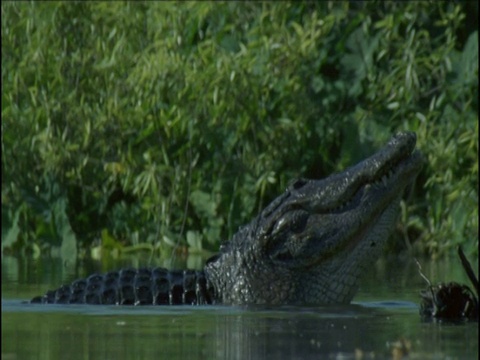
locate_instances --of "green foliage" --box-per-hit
[2,2,478,259]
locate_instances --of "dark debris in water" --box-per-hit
[417,246,478,322]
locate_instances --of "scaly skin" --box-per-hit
[32,268,213,305]
[32,132,422,306]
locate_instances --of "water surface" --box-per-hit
[2,254,478,359]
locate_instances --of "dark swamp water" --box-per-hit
[2,254,478,359]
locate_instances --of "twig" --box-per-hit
[457,246,479,297]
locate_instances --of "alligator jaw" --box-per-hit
[206,132,423,305]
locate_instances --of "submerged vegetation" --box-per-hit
[2,2,478,263]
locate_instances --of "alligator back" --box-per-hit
[31,268,214,305]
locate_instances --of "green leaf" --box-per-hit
[186,230,202,252]
[1,208,21,250]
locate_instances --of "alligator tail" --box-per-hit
[30,268,214,305]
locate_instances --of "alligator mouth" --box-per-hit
[319,134,421,213]
[266,133,423,220]
[327,150,423,214]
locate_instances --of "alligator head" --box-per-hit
[205,132,423,305]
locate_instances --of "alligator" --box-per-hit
[31,131,423,306]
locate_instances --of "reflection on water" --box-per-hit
[2,254,479,359]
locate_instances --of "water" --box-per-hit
[2,254,478,359]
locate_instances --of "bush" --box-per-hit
[2,2,478,261]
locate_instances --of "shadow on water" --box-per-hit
[2,254,479,359]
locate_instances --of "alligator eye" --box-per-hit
[291,179,307,189]
[206,254,220,265]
